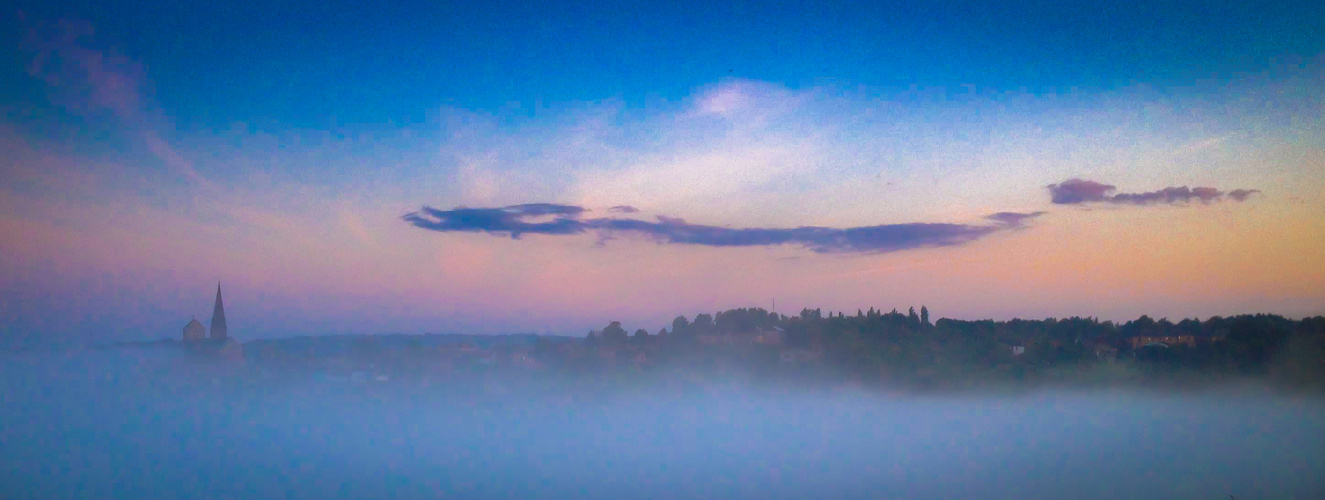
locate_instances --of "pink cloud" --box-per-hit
[22,17,210,189]
[24,19,145,118]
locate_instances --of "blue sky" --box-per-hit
[2,1,1323,344]
[7,0,1323,131]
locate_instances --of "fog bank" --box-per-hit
[2,350,1322,499]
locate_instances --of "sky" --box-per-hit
[1,1,1323,346]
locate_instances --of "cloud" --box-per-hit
[23,19,144,118]
[985,211,1046,227]
[690,79,798,119]
[608,205,640,214]
[1046,178,1259,206]
[404,204,1042,254]
[22,17,211,189]
[1046,179,1116,204]
[424,73,1314,230]
[1227,189,1261,202]
[401,204,590,238]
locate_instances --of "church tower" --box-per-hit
[210,283,228,340]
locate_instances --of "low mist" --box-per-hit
[3,347,1322,500]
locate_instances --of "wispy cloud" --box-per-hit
[1226,189,1259,202]
[422,72,1314,230]
[403,204,1043,254]
[22,17,210,189]
[984,211,1046,227]
[1046,178,1259,206]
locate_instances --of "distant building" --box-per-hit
[183,316,206,341]
[1083,340,1118,361]
[1010,345,1026,356]
[511,350,540,369]
[1127,335,1196,349]
[218,337,245,365]
[1094,345,1118,361]
[699,333,767,346]
[780,348,822,365]
[210,284,228,340]
[755,326,784,345]
[180,282,242,366]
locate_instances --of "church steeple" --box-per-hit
[210,283,228,340]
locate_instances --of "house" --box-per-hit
[1010,345,1026,356]
[1127,335,1196,349]
[475,351,497,365]
[699,332,731,344]
[754,326,785,345]
[557,343,582,356]
[218,338,245,365]
[780,348,822,365]
[699,333,769,346]
[510,351,540,369]
[182,317,206,341]
[1083,340,1118,361]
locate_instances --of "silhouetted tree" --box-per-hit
[602,321,629,343]
[715,307,775,333]
[1121,315,1158,337]
[577,305,1324,387]
[692,313,714,331]
[1224,314,1293,373]
[672,316,690,334]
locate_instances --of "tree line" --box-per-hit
[583,306,1325,388]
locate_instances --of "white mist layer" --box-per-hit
[2,351,1323,499]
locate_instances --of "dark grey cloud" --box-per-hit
[1111,186,1223,205]
[985,211,1046,227]
[1047,178,1259,206]
[608,205,640,214]
[1047,179,1117,204]
[1227,189,1261,202]
[401,203,589,238]
[403,204,1043,254]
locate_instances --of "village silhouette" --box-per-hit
[139,284,1325,392]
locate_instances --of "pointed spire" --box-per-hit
[210,282,228,340]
